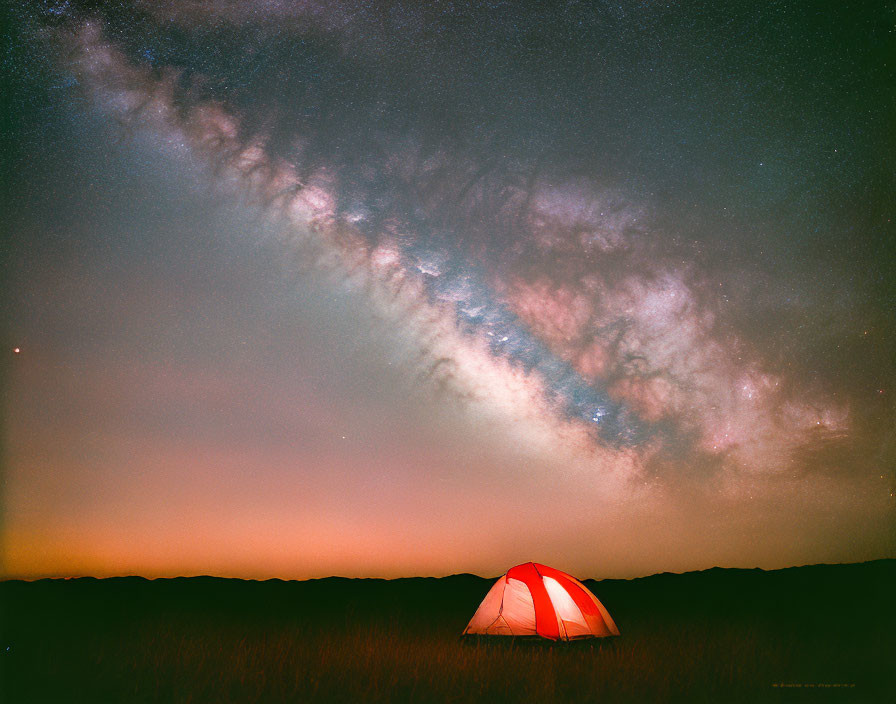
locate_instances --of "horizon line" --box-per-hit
[3,557,892,584]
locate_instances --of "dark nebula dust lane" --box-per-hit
[3,0,894,579]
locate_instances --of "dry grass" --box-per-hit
[2,563,892,702]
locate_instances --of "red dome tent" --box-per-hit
[463,562,620,640]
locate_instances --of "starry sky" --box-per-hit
[2,0,894,580]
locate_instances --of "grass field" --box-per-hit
[2,560,892,702]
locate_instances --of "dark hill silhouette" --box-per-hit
[2,560,893,702]
[4,559,891,629]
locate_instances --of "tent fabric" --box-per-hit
[500,578,538,635]
[463,576,508,634]
[506,562,559,639]
[462,562,620,640]
[543,576,592,639]
[535,563,618,637]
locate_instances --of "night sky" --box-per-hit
[3,0,894,580]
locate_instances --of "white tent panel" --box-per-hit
[542,575,592,638]
[501,577,537,635]
[463,576,507,635]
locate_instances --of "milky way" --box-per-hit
[3,0,894,578]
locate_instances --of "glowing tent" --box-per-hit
[463,562,620,640]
